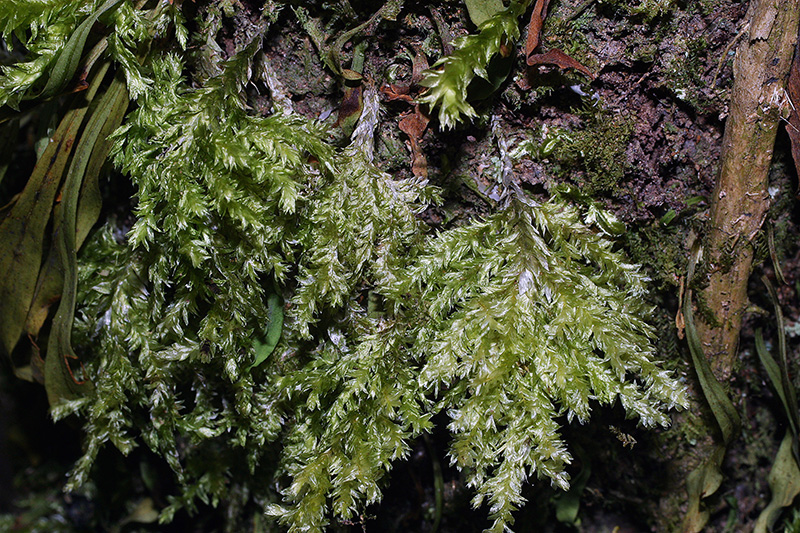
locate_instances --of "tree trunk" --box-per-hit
[665,2,800,531]
[698,0,800,382]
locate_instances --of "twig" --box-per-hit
[710,23,749,88]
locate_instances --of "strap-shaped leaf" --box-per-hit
[76,76,128,244]
[754,431,800,533]
[24,72,129,342]
[753,276,800,531]
[46,65,129,406]
[684,246,741,445]
[0,86,97,357]
[756,276,799,458]
[249,293,284,370]
[681,243,741,532]
[756,329,800,461]
[40,0,125,99]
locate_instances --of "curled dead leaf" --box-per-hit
[399,106,430,178]
[525,0,551,58]
[527,49,595,78]
[380,83,415,103]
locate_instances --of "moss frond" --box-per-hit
[1,2,688,531]
[418,0,532,129]
[380,197,688,530]
[0,0,100,108]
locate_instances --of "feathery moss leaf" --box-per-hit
[418,0,532,129]
[1,2,688,531]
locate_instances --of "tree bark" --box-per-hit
[698,0,800,382]
[657,3,800,531]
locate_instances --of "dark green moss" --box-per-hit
[551,108,635,195]
[625,222,686,289]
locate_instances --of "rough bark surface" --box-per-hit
[698,0,800,382]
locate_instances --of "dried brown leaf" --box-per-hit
[787,47,800,179]
[411,45,430,86]
[399,106,429,177]
[525,0,551,59]
[527,49,595,78]
[380,83,415,103]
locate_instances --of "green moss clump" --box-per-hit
[661,33,721,113]
[552,109,635,194]
[597,0,677,22]
[0,2,688,531]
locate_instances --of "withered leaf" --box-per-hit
[525,0,551,59]
[527,49,595,79]
[380,83,415,103]
[336,84,363,137]
[524,0,593,79]
[411,45,430,86]
[399,106,429,178]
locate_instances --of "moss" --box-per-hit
[783,506,800,533]
[625,223,686,289]
[590,0,677,22]
[0,2,689,531]
[542,14,599,73]
[551,108,635,195]
[694,287,723,329]
[661,33,721,113]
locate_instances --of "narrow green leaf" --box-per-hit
[46,64,123,406]
[0,91,96,357]
[756,330,800,456]
[660,209,678,226]
[754,431,800,533]
[756,275,799,463]
[681,243,741,532]
[767,226,787,285]
[24,73,128,342]
[684,247,741,445]
[554,457,591,525]
[249,293,283,370]
[756,329,784,407]
[76,74,129,244]
[40,0,125,99]
[685,196,705,206]
[424,434,444,533]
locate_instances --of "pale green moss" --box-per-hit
[0,2,688,532]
